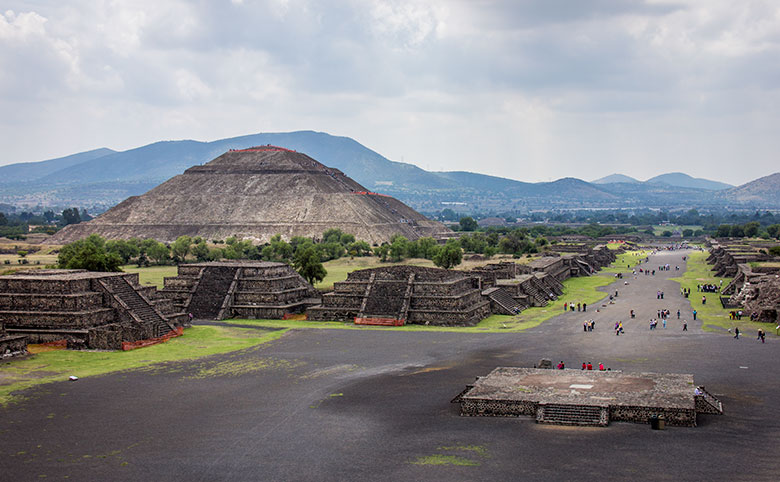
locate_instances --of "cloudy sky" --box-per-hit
[1,0,778,184]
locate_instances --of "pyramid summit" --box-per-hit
[50,146,450,245]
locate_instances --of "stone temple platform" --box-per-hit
[454,368,723,427]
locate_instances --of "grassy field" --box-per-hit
[121,265,178,289]
[600,249,652,273]
[0,326,286,406]
[670,250,774,335]
[0,242,60,274]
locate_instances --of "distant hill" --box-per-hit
[0,148,115,184]
[721,172,780,205]
[592,174,640,184]
[645,172,732,191]
[0,131,775,212]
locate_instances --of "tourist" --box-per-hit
[582,362,586,370]
[660,291,664,299]
[683,320,688,331]
[577,302,581,312]
[582,303,587,312]
[584,321,588,332]
[599,363,605,371]
[188,312,194,323]
[734,327,740,339]
[557,361,565,369]
[587,362,593,370]
[702,296,706,305]
[692,310,697,320]
[758,329,765,343]
[677,309,680,319]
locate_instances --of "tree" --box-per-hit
[106,239,140,264]
[767,224,780,239]
[58,234,122,272]
[389,235,409,262]
[743,221,761,238]
[716,224,731,237]
[433,240,462,269]
[322,228,345,244]
[730,225,744,238]
[682,229,694,237]
[459,217,478,232]
[143,239,170,265]
[171,235,193,262]
[293,246,327,285]
[0,212,6,226]
[192,241,210,262]
[348,240,372,257]
[62,208,81,225]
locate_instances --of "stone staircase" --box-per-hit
[536,403,608,426]
[484,287,525,315]
[100,276,174,337]
[360,280,407,318]
[695,387,724,415]
[188,267,236,319]
[523,278,550,306]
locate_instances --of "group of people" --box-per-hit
[680,287,691,298]
[656,290,665,299]
[729,310,744,320]
[580,361,607,371]
[583,320,596,331]
[698,283,720,293]
[564,302,587,312]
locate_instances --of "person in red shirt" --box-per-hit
[587,362,593,370]
[582,362,586,370]
[599,363,605,371]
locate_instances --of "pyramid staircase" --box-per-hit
[356,276,409,326]
[99,276,176,337]
[188,266,236,320]
[483,287,525,315]
[536,404,608,426]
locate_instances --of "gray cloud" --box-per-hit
[1,0,779,185]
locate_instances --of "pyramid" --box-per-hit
[50,146,450,245]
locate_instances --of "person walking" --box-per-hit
[583,303,587,312]
[683,320,688,331]
[693,309,697,320]
[677,309,680,319]
[663,318,667,329]
[734,327,740,339]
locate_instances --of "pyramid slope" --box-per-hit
[50,147,450,245]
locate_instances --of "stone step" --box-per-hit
[537,404,607,426]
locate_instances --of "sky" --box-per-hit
[1,0,779,185]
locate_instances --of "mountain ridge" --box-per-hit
[0,131,777,211]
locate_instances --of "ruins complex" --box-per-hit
[0,270,188,350]
[709,241,780,322]
[308,246,616,326]
[50,146,450,245]
[160,261,319,320]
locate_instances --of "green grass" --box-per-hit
[0,326,286,406]
[121,264,178,289]
[670,250,774,335]
[600,249,652,273]
[651,224,700,236]
[410,455,480,466]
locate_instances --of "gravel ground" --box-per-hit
[1,249,778,481]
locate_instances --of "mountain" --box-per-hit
[592,174,640,184]
[0,131,775,213]
[0,148,115,184]
[721,173,780,205]
[49,146,449,244]
[645,172,732,191]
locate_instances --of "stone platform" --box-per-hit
[455,368,722,427]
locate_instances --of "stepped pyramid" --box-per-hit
[51,146,450,244]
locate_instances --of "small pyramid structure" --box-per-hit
[51,146,450,244]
